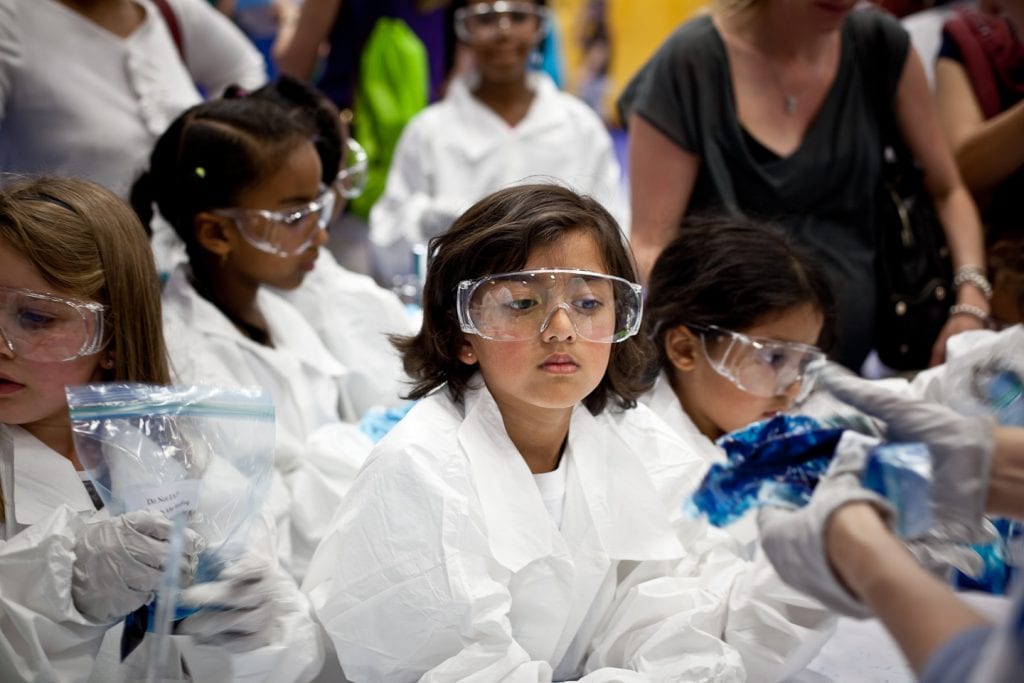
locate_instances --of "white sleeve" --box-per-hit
[369,115,467,248]
[0,0,20,121]
[584,517,835,681]
[0,506,113,683]
[576,109,628,233]
[179,509,325,683]
[303,446,556,682]
[170,0,267,93]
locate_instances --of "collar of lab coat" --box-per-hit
[11,425,95,526]
[645,372,725,469]
[447,70,566,163]
[458,382,683,573]
[167,265,347,377]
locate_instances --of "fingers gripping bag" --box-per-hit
[65,383,275,666]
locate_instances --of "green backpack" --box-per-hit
[349,17,430,219]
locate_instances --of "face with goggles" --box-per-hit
[457,230,639,416]
[666,304,825,439]
[205,141,328,290]
[456,1,548,83]
[0,239,110,436]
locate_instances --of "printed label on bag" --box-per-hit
[124,480,201,517]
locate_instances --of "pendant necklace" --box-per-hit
[767,49,827,115]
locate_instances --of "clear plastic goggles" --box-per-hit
[0,285,106,362]
[691,323,825,401]
[457,269,643,343]
[454,1,549,44]
[213,185,335,258]
[335,137,368,199]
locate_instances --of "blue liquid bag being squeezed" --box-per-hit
[684,415,844,527]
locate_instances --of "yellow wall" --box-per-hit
[607,0,708,124]
[550,0,708,125]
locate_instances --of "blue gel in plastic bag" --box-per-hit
[862,442,933,539]
[685,415,845,527]
[977,369,1024,427]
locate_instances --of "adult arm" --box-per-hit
[625,113,701,284]
[173,0,267,93]
[273,0,342,81]
[891,46,989,364]
[825,503,989,674]
[935,57,1024,194]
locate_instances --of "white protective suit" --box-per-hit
[368,71,627,256]
[640,372,759,550]
[303,380,835,682]
[277,249,416,415]
[161,265,372,581]
[0,425,324,683]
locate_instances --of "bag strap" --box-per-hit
[942,9,1015,118]
[152,0,185,63]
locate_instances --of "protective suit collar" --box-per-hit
[448,71,566,164]
[12,425,95,526]
[459,381,683,574]
[167,265,347,378]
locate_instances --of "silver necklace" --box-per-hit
[766,51,827,115]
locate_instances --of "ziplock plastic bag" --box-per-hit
[66,384,275,618]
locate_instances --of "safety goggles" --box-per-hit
[457,269,643,343]
[689,323,824,402]
[454,1,549,44]
[0,285,106,362]
[335,137,368,200]
[213,185,335,258]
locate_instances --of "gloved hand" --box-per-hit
[816,362,995,543]
[72,509,203,623]
[758,431,895,618]
[906,524,991,579]
[177,554,278,653]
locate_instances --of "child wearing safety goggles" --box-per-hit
[131,95,373,583]
[368,0,626,280]
[640,214,836,547]
[0,176,321,682]
[304,183,835,681]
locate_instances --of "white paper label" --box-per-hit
[123,480,201,517]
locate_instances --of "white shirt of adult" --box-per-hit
[0,424,324,683]
[368,70,628,252]
[160,264,372,581]
[0,0,266,198]
[303,378,835,682]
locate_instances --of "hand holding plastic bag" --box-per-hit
[758,432,894,618]
[177,553,278,653]
[72,509,203,623]
[817,362,995,542]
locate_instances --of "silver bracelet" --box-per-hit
[948,303,991,327]
[953,265,993,300]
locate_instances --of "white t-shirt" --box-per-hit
[532,454,568,528]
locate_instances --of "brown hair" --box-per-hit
[0,176,171,385]
[394,183,652,414]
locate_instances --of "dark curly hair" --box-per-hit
[394,183,652,414]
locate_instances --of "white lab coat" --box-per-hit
[0,425,324,683]
[369,71,627,254]
[161,265,373,581]
[277,249,416,416]
[640,372,761,551]
[303,380,835,682]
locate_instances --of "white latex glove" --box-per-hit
[72,509,203,623]
[758,431,895,618]
[177,554,277,653]
[816,362,996,543]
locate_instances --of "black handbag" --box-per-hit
[873,145,954,371]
